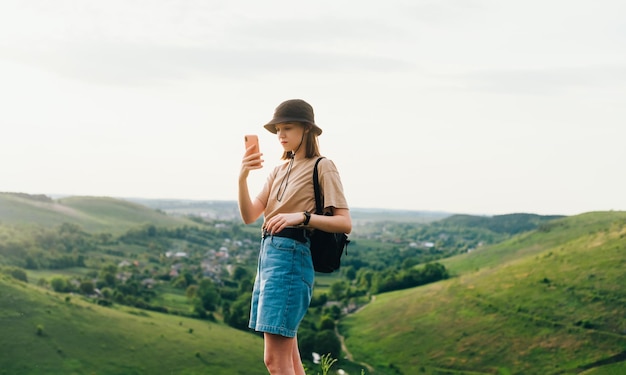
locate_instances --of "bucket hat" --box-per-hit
[263,99,322,136]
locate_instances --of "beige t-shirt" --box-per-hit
[256,157,349,225]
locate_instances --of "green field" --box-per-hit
[340,211,626,374]
[0,193,197,234]
[0,275,266,375]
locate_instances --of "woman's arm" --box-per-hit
[263,207,352,235]
[238,146,265,224]
[307,208,352,234]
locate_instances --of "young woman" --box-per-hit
[238,99,351,374]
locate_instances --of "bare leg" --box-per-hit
[291,335,306,375]
[264,333,302,375]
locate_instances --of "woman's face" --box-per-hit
[275,122,305,152]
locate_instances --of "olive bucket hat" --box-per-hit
[263,99,323,136]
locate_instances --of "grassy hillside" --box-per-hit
[125,198,243,221]
[340,211,626,374]
[441,211,623,276]
[0,193,198,233]
[0,275,266,375]
[439,213,565,235]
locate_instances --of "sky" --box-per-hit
[1,0,625,216]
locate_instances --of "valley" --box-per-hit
[1,192,624,374]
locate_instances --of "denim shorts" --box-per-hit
[249,235,315,338]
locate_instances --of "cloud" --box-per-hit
[458,65,626,95]
[0,0,454,86]
[1,40,413,86]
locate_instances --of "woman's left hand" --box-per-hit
[264,213,304,234]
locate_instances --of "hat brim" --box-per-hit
[263,118,323,136]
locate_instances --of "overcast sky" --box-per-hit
[1,0,625,216]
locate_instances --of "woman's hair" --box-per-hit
[280,123,321,160]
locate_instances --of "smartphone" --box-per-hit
[244,134,259,155]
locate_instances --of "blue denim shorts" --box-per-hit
[249,235,315,338]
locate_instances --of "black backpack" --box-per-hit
[309,157,350,273]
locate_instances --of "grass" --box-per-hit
[1,274,363,375]
[0,275,266,375]
[340,211,626,374]
[313,273,343,295]
[151,285,193,314]
[0,193,198,234]
[581,362,626,375]
[26,268,92,281]
[442,211,626,276]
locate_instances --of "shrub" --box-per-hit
[319,316,335,331]
[10,268,28,283]
[79,280,95,295]
[314,331,341,359]
[51,277,68,292]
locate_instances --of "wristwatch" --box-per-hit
[302,211,311,226]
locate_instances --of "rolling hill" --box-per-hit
[0,192,198,233]
[437,212,565,235]
[339,211,626,374]
[3,192,625,374]
[0,274,266,374]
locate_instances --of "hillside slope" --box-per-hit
[0,275,266,374]
[340,211,626,374]
[439,212,565,235]
[0,193,197,233]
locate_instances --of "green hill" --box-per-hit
[0,193,198,233]
[4,191,625,374]
[339,211,626,374]
[439,212,565,235]
[0,275,266,375]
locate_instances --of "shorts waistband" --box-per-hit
[262,227,309,243]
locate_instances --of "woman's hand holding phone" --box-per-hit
[241,135,263,177]
[244,134,260,155]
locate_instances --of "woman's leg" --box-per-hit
[291,335,306,375]
[264,333,305,375]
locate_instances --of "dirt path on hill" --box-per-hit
[567,350,626,374]
[335,296,376,373]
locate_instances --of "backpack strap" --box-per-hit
[312,156,349,257]
[313,157,325,215]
